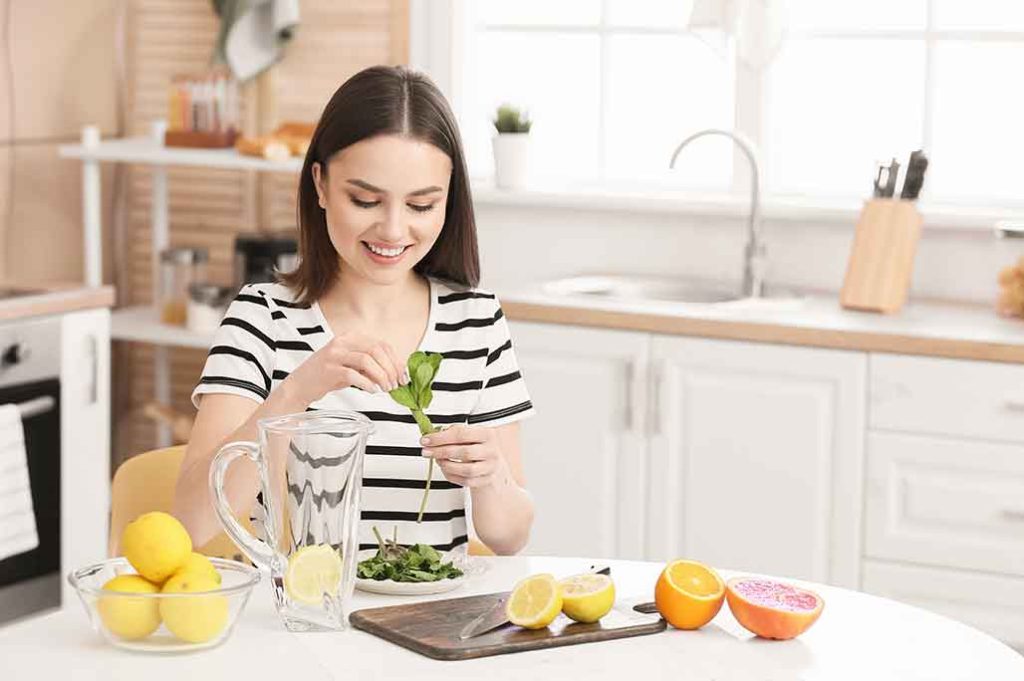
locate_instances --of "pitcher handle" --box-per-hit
[209,440,275,569]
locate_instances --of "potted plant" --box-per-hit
[491,103,532,189]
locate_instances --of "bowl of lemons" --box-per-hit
[68,511,260,652]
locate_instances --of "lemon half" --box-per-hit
[506,573,563,629]
[559,573,615,623]
[285,544,343,605]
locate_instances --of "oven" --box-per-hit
[0,317,62,625]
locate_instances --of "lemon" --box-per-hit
[159,571,228,644]
[285,544,343,605]
[120,511,192,583]
[97,574,161,640]
[176,552,221,584]
[559,573,615,623]
[506,573,563,629]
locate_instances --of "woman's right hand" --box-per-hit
[283,332,409,405]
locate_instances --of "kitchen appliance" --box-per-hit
[350,591,665,660]
[234,232,298,287]
[0,317,62,626]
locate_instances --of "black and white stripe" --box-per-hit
[193,278,536,552]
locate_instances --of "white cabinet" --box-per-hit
[865,352,1024,651]
[866,431,1024,577]
[510,321,867,584]
[870,354,1024,443]
[60,308,110,602]
[645,337,866,587]
[862,560,1024,651]
[510,321,649,560]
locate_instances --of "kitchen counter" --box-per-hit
[0,283,114,322]
[2,555,1021,680]
[499,286,1024,363]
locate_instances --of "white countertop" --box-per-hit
[497,284,1024,363]
[3,556,1021,680]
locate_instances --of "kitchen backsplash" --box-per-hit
[475,202,1006,306]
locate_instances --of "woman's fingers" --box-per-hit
[337,367,379,393]
[365,342,402,390]
[422,444,482,462]
[340,350,392,392]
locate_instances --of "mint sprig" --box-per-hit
[388,351,444,523]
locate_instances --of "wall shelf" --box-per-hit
[60,122,302,444]
[111,306,214,349]
[59,135,303,173]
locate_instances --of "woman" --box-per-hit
[174,65,535,556]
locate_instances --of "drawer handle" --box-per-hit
[1000,509,1024,522]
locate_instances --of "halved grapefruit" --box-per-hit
[725,577,824,640]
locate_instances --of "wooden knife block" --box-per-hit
[840,199,922,314]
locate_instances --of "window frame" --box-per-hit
[410,0,1024,223]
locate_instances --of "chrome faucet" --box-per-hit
[669,129,766,298]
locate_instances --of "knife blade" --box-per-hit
[457,564,611,640]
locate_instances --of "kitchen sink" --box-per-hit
[542,275,801,306]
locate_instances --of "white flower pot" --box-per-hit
[492,133,531,190]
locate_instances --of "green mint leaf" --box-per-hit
[418,384,433,410]
[408,352,428,378]
[389,384,418,410]
[415,362,433,392]
[426,352,442,376]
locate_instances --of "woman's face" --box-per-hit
[312,134,452,286]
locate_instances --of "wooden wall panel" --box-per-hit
[117,0,408,462]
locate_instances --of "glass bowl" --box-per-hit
[68,557,260,653]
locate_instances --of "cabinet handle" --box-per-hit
[87,334,98,405]
[1001,509,1024,522]
[623,360,634,431]
[649,360,665,437]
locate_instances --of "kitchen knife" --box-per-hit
[872,158,900,198]
[457,565,611,640]
[899,149,929,200]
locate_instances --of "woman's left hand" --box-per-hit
[420,425,510,489]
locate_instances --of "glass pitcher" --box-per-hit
[209,410,372,632]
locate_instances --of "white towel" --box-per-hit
[212,0,301,82]
[0,404,39,562]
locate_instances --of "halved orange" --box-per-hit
[654,559,725,630]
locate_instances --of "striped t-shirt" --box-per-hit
[191,276,536,552]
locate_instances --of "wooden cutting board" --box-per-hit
[349,592,666,661]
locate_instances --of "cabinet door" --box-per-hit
[509,321,649,560]
[648,336,866,587]
[60,308,110,603]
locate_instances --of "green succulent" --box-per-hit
[493,103,532,133]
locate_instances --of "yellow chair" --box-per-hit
[109,445,494,558]
[108,445,248,561]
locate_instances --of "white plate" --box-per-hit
[354,549,468,595]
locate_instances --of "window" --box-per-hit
[443,1,1024,208]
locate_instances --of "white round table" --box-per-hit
[3,556,1022,680]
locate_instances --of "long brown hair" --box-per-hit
[281,65,480,305]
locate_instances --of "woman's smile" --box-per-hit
[362,240,412,264]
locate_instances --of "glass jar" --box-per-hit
[187,283,233,335]
[159,247,208,326]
